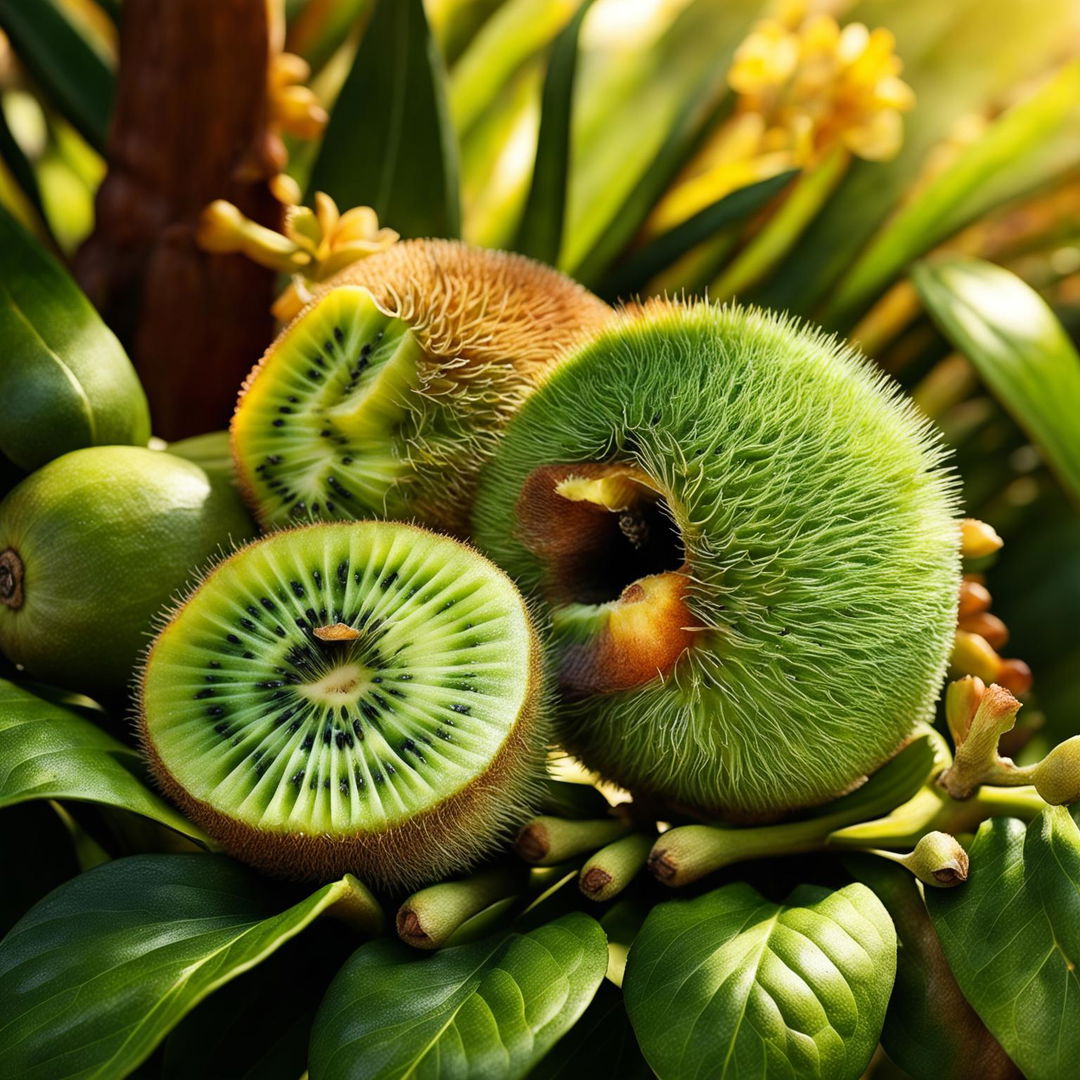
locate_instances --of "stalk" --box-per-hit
[515,815,631,866]
[578,832,654,902]
[396,867,522,950]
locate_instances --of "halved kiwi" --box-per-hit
[473,300,961,821]
[231,239,611,535]
[140,521,547,889]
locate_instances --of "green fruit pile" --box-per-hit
[0,237,961,889]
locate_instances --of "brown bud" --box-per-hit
[996,658,1033,696]
[958,578,992,618]
[958,611,1008,649]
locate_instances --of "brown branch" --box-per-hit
[75,0,284,439]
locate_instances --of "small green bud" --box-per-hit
[902,831,969,887]
[1032,737,1080,806]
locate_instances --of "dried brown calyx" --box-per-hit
[515,463,699,695]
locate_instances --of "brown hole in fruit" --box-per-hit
[515,463,698,694]
[515,463,685,605]
[0,549,23,610]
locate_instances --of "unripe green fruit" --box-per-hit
[0,446,256,699]
[473,301,961,819]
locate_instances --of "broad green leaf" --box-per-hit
[912,257,1080,504]
[0,677,207,844]
[0,853,372,1080]
[0,204,150,470]
[826,60,1080,326]
[849,856,1021,1080]
[309,912,608,1080]
[926,808,1080,1080]
[0,0,113,152]
[529,981,652,1079]
[624,881,896,1080]
[309,0,461,238]
[511,0,594,266]
[599,170,797,301]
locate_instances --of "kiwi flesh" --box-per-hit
[140,521,547,889]
[231,239,611,535]
[472,300,961,821]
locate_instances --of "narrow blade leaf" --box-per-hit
[598,169,797,301]
[926,808,1080,1080]
[512,0,594,265]
[0,0,113,151]
[309,912,608,1079]
[309,0,461,238]
[624,881,896,1080]
[0,677,206,844]
[912,256,1080,505]
[0,853,371,1080]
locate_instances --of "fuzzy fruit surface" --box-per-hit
[231,240,611,536]
[140,521,547,889]
[0,446,256,699]
[473,302,961,819]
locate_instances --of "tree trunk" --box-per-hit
[75,0,283,440]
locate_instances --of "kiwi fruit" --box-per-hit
[0,446,256,699]
[472,300,960,821]
[231,239,611,535]
[139,521,547,889]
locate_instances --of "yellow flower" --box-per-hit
[195,187,398,322]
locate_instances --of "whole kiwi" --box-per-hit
[0,446,256,699]
[139,521,547,889]
[230,239,612,535]
[472,300,961,820]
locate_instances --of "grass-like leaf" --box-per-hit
[624,880,896,1080]
[913,256,1080,505]
[926,808,1080,1080]
[598,169,797,301]
[0,677,206,844]
[308,0,460,238]
[0,204,150,470]
[309,912,608,1079]
[512,0,595,266]
[0,853,376,1080]
[0,0,113,152]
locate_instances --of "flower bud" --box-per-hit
[1032,737,1080,806]
[944,675,984,745]
[960,518,1003,560]
[902,831,969,887]
[951,630,1000,683]
[957,577,991,618]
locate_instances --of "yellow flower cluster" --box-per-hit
[197,183,398,322]
[650,1,914,233]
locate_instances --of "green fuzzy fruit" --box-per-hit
[473,301,961,820]
[0,446,257,699]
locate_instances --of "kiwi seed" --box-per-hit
[140,521,547,889]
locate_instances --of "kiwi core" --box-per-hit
[0,548,23,610]
[515,463,697,694]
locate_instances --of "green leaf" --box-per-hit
[0,204,151,471]
[0,0,113,152]
[309,0,461,238]
[599,170,797,301]
[0,677,207,844]
[0,853,368,1080]
[511,0,594,265]
[926,808,1080,1080]
[0,98,48,230]
[309,912,608,1080]
[848,856,1021,1080]
[912,256,1080,505]
[528,981,652,1079]
[825,60,1080,326]
[624,881,896,1080]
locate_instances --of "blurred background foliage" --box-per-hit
[0,0,1078,741]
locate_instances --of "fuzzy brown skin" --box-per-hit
[231,241,612,536]
[138,521,549,892]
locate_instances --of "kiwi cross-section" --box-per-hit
[140,521,547,889]
[231,239,612,535]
